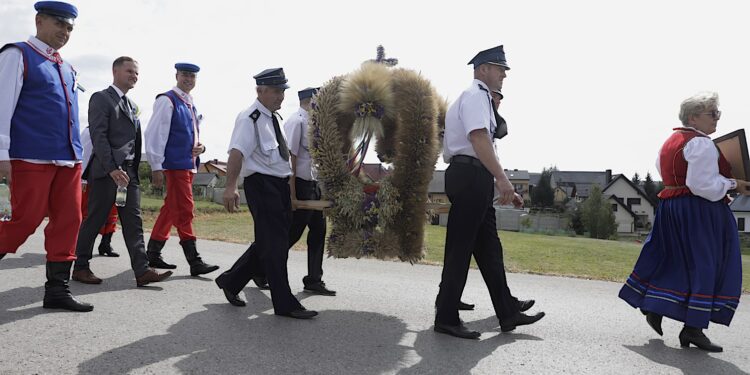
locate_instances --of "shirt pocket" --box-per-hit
[257,122,281,162]
[301,129,309,151]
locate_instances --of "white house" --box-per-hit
[730,195,750,233]
[602,174,657,233]
[608,197,637,233]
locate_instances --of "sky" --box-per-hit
[2,0,749,179]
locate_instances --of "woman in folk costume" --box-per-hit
[619,92,749,352]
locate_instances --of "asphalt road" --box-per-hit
[1,230,748,374]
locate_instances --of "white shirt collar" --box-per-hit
[473,79,490,93]
[110,85,125,98]
[27,36,59,61]
[171,86,193,104]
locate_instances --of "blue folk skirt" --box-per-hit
[618,195,742,328]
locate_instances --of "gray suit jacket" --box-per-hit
[84,86,142,181]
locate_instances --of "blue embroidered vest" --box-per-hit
[158,90,198,170]
[1,42,82,160]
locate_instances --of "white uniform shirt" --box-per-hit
[228,99,292,179]
[80,126,93,178]
[0,36,78,167]
[283,107,315,181]
[442,79,497,163]
[655,127,735,202]
[144,86,199,172]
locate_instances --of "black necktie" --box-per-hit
[490,98,508,140]
[272,114,290,161]
[122,95,134,119]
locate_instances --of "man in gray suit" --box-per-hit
[73,56,172,287]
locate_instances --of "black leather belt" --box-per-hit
[450,155,484,168]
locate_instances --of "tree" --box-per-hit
[568,202,585,235]
[643,172,659,204]
[531,167,555,208]
[582,185,617,239]
[631,172,641,186]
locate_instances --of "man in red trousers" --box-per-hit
[144,63,218,277]
[0,1,92,312]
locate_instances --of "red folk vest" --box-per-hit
[658,128,732,200]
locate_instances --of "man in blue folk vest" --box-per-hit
[144,63,219,277]
[0,1,93,311]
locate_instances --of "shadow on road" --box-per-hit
[0,268,164,327]
[77,297,411,374]
[0,252,47,271]
[398,316,543,374]
[624,339,748,375]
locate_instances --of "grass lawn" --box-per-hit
[138,198,749,293]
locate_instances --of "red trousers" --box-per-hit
[150,170,196,242]
[81,187,118,234]
[0,161,82,262]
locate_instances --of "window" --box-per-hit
[636,215,649,229]
[611,204,618,212]
[627,198,641,207]
[739,218,746,231]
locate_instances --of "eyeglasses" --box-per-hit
[701,110,721,120]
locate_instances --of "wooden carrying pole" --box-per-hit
[293,200,451,214]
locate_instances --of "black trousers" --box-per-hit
[435,161,519,326]
[288,178,326,285]
[220,173,301,314]
[74,162,149,277]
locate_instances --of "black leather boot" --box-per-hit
[181,239,219,276]
[679,326,723,352]
[147,239,176,269]
[97,233,120,257]
[42,261,94,312]
[646,312,663,336]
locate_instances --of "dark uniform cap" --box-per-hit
[468,45,510,70]
[175,63,200,73]
[253,68,289,89]
[298,87,319,100]
[34,1,78,26]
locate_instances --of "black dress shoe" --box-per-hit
[222,289,246,307]
[304,281,336,296]
[500,312,546,332]
[43,296,94,312]
[253,277,269,290]
[97,248,120,257]
[519,299,535,312]
[278,309,318,319]
[434,322,481,339]
[0,253,7,260]
[458,301,475,310]
[214,275,245,306]
[679,327,723,352]
[646,312,663,336]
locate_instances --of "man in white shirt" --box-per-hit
[143,63,219,277]
[284,87,335,296]
[0,1,92,312]
[435,45,544,339]
[216,68,317,319]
